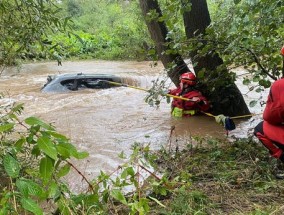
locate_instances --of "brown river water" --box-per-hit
[0,60,267,192]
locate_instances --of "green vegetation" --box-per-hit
[0,0,70,67]
[45,0,152,61]
[0,0,152,66]
[207,0,283,83]
[153,138,284,214]
[1,0,282,90]
[155,0,283,93]
[2,99,284,214]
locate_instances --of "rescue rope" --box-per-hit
[201,111,261,120]
[101,80,194,101]
[201,111,263,135]
[230,113,262,119]
[100,80,261,132]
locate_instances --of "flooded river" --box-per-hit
[0,60,267,192]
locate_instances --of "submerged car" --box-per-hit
[41,73,122,92]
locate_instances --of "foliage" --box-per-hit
[206,0,283,84]
[49,0,152,61]
[0,0,71,68]
[0,97,90,214]
[199,0,283,108]
[192,1,282,88]
[140,0,283,108]
[0,0,152,66]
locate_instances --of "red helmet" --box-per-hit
[180,72,196,86]
[281,45,284,56]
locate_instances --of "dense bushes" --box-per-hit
[43,1,153,61]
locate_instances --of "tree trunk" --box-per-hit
[182,0,250,116]
[138,0,189,85]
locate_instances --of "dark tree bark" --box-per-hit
[139,0,189,85]
[182,0,250,116]
[139,0,250,117]
[183,0,223,72]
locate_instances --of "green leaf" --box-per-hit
[56,143,72,159]
[111,190,127,205]
[148,196,166,208]
[3,154,20,178]
[31,145,41,157]
[72,193,100,205]
[49,131,68,140]
[40,157,54,182]
[57,164,70,178]
[197,70,205,79]
[159,187,168,196]
[15,138,26,151]
[37,136,57,160]
[56,142,88,159]
[148,49,156,55]
[25,117,54,130]
[48,182,60,199]
[118,151,126,159]
[16,179,44,198]
[73,151,89,159]
[166,96,171,104]
[26,134,35,144]
[252,75,260,82]
[0,123,14,132]
[16,179,29,197]
[242,79,250,85]
[21,198,43,215]
[249,100,258,107]
[58,199,71,215]
[12,103,24,113]
[58,142,76,152]
[255,87,262,93]
[259,79,271,88]
[121,167,135,179]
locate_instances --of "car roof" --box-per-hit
[51,73,118,80]
[41,73,122,92]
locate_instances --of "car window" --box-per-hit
[61,77,103,91]
[59,76,117,91]
[83,78,101,88]
[60,78,83,91]
[61,79,76,90]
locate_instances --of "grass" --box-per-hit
[150,137,284,215]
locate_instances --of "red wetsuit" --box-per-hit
[169,86,210,116]
[254,79,284,161]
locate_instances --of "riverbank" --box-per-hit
[147,137,284,214]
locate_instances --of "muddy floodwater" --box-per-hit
[0,60,267,192]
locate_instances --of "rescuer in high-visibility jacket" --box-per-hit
[168,71,210,117]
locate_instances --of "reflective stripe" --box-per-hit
[172,107,183,117]
[172,107,196,117]
[183,110,196,116]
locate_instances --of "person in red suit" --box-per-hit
[168,71,210,117]
[254,46,284,170]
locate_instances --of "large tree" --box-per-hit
[139,0,250,116]
[139,0,190,85]
[182,0,250,116]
